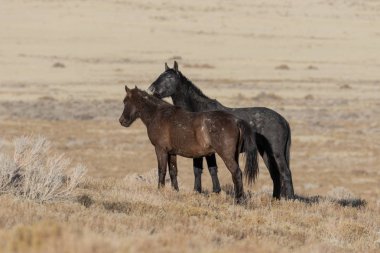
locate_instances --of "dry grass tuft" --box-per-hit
[52,62,65,68]
[102,201,132,213]
[253,92,283,101]
[0,136,86,202]
[275,64,290,70]
[183,63,214,69]
[77,194,94,208]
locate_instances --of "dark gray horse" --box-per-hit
[148,61,295,199]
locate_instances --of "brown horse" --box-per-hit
[119,86,259,201]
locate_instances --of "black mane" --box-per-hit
[175,71,227,112]
[178,71,210,99]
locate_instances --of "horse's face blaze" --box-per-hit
[148,69,180,98]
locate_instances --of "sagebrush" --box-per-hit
[0,136,86,202]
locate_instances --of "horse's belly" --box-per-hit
[169,146,214,158]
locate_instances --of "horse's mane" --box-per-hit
[133,88,171,106]
[178,71,210,99]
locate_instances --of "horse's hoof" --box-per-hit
[235,195,247,205]
[193,189,202,194]
[213,188,221,194]
[279,192,295,200]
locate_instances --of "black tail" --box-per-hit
[285,120,291,169]
[237,120,259,185]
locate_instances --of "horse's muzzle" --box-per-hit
[146,86,155,95]
[120,116,133,127]
[119,117,127,126]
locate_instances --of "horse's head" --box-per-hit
[119,86,139,127]
[148,61,181,98]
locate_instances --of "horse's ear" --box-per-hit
[125,85,132,97]
[125,85,132,96]
[165,62,169,71]
[173,61,178,71]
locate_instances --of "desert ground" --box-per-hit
[0,0,379,252]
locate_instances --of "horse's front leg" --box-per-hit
[168,154,179,191]
[193,157,203,193]
[155,147,168,188]
[206,154,221,193]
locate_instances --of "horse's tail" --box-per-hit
[285,120,291,169]
[237,120,259,185]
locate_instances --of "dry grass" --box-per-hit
[0,168,378,253]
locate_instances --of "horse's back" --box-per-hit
[228,106,288,133]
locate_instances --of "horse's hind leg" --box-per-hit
[205,154,221,193]
[273,154,294,199]
[259,148,281,199]
[155,147,168,188]
[168,154,179,191]
[260,133,294,199]
[193,157,203,193]
[219,154,244,202]
[256,135,280,199]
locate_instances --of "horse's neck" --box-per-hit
[171,92,195,111]
[172,77,225,112]
[136,97,159,126]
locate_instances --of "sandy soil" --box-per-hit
[0,0,379,252]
